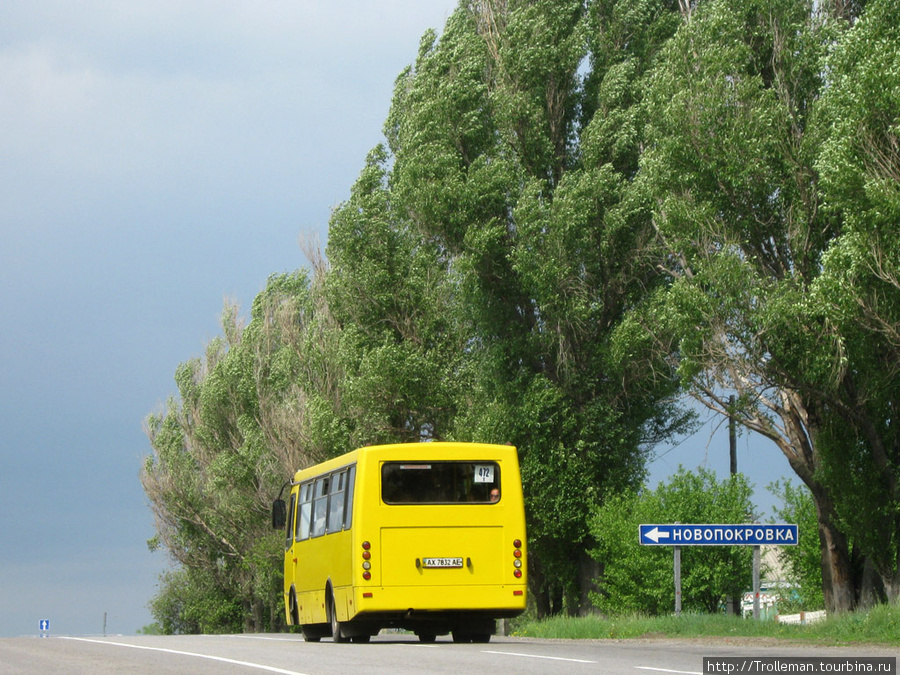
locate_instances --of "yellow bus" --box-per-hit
[271,441,527,643]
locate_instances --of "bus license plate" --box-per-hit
[422,557,463,568]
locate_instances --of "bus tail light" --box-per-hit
[513,539,524,578]
[362,541,372,581]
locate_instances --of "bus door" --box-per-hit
[288,483,313,591]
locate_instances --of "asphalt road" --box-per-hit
[0,633,896,674]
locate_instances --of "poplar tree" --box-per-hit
[631,0,868,612]
[143,276,321,632]
[812,0,900,602]
[383,0,689,615]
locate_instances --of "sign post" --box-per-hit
[674,545,682,617]
[753,545,761,620]
[639,524,798,617]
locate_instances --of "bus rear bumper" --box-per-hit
[346,609,512,639]
[352,584,526,619]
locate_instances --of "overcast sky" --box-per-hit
[0,1,793,638]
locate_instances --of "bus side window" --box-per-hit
[284,493,296,550]
[327,470,345,534]
[343,465,356,530]
[312,477,329,538]
[296,482,312,541]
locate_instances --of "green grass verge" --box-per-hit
[513,603,900,646]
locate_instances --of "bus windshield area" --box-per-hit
[381,461,501,504]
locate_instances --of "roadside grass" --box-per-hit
[513,603,900,646]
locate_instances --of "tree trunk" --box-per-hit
[880,561,900,604]
[810,483,856,614]
[858,556,884,609]
[529,556,552,619]
[575,549,601,616]
[720,390,859,615]
[771,394,857,614]
[550,585,564,616]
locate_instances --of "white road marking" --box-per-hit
[209,634,305,642]
[60,636,310,675]
[635,667,702,674]
[210,634,443,647]
[482,649,598,664]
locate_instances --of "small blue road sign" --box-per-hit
[639,524,798,546]
[39,619,50,632]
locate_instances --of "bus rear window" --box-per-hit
[382,461,501,504]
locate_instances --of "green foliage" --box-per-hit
[634,0,837,400]
[769,480,825,610]
[811,0,900,598]
[325,145,464,448]
[628,0,897,613]
[148,567,243,635]
[143,277,315,633]
[590,468,756,615]
[378,0,695,616]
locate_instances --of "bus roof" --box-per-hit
[291,441,517,482]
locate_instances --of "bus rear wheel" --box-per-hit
[300,625,323,642]
[288,589,300,626]
[452,629,491,643]
[327,590,347,643]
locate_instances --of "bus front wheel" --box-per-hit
[327,590,347,643]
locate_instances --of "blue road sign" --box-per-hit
[39,619,50,632]
[639,524,798,546]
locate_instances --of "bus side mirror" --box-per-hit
[272,499,286,530]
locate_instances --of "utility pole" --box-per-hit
[729,394,737,476]
[727,395,741,617]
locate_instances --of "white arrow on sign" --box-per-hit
[645,527,670,543]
